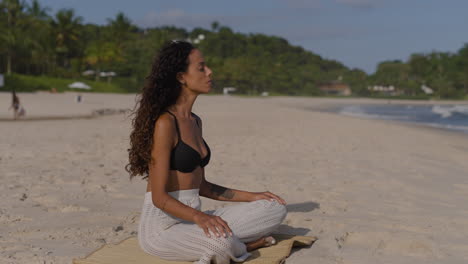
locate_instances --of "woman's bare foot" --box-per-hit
[246,236,276,252]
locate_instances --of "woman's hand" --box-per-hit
[250,191,287,205]
[193,212,233,238]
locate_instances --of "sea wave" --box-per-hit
[431,105,468,118]
[338,104,468,134]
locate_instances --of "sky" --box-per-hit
[39,0,468,73]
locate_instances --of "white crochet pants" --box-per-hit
[138,189,287,264]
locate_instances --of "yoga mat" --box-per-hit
[73,234,317,264]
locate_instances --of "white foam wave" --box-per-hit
[431,105,468,118]
[338,105,468,134]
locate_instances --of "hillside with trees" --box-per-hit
[0,0,467,99]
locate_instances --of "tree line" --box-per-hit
[368,48,468,98]
[0,0,467,98]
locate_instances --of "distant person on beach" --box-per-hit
[8,90,25,119]
[126,40,287,264]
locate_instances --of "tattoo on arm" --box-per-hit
[209,183,235,200]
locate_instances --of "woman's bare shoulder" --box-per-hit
[153,112,176,140]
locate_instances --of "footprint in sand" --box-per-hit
[335,232,350,249]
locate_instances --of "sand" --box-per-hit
[1,92,468,264]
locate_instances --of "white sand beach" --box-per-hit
[1,92,468,264]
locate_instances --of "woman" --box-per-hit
[126,40,287,264]
[9,90,20,120]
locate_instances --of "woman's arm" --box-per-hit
[199,173,286,204]
[149,113,201,222]
[199,171,254,202]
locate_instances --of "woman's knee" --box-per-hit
[271,200,287,222]
[253,199,287,220]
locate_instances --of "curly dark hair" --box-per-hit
[126,40,195,180]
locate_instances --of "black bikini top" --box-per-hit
[164,110,211,173]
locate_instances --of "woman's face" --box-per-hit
[179,49,213,94]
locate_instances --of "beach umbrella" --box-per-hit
[68,82,91,90]
[99,71,117,77]
[82,70,95,76]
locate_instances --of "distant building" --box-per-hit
[367,85,402,96]
[223,87,236,95]
[421,85,433,94]
[319,81,352,96]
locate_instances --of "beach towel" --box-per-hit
[73,234,317,264]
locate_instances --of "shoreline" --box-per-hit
[311,105,468,137]
[1,91,466,120]
[266,96,468,136]
[1,91,466,138]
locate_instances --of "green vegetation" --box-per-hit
[367,50,468,99]
[0,0,467,99]
[3,73,136,93]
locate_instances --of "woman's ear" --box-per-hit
[176,72,186,86]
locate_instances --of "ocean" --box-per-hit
[338,104,468,134]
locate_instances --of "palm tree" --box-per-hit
[85,38,119,81]
[211,21,219,32]
[25,0,52,74]
[107,12,135,47]
[50,8,83,68]
[0,0,28,75]
[27,0,50,20]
